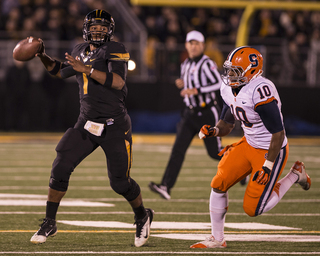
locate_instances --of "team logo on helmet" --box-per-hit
[222,46,263,88]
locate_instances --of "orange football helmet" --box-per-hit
[222,46,263,88]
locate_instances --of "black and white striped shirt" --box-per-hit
[180,54,221,108]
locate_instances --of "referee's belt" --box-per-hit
[187,101,216,112]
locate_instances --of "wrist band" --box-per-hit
[88,68,94,77]
[48,61,61,75]
[103,72,113,88]
[263,160,273,169]
[214,127,219,136]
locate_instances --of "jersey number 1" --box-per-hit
[83,73,89,94]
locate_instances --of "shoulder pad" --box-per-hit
[104,41,130,61]
[71,43,89,57]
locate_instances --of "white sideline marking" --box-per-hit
[154,233,320,242]
[0,200,114,207]
[0,252,320,255]
[1,193,319,204]
[57,220,300,230]
[0,211,319,217]
[0,193,47,198]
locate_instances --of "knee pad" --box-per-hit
[49,176,69,192]
[110,177,141,201]
[49,155,74,192]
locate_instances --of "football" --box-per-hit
[12,37,43,61]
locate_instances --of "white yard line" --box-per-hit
[0,251,320,255]
[1,211,320,217]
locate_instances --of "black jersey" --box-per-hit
[61,41,130,123]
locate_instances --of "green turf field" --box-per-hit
[0,133,319,255]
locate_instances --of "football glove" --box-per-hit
[199,125,217,139]
[253,166,271,185]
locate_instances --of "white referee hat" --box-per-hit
[186,30,205,43]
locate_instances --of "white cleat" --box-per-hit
[30,218,57,244]
[290,161,311,190]
[190,235,227,248]
[134,208,154,247]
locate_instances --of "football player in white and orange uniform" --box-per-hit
[190,46,311,249]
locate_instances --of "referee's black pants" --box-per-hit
[161,106,223,189]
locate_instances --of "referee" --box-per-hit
[149,30,223,200]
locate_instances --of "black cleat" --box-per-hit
[30,218,57,244]
[148,182,171,200]
[134,208,154,247]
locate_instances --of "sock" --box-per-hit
[209,190,228,242]
[133,204,146,221]
[46,201,60,220]
[263,171,298,213]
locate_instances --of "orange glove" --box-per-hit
[253,166,271,185]
[199,125,217,139]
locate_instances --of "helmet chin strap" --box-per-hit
[90,42,103,47]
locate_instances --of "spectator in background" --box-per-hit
[4,7,21,39]
[161,8,184,43]
[1,0,19,16]
[311,28,320,46]
[164,35,180,78]
[145,15,158,38]
[227,12,241,43]
[204,37,224,71]
[291,32,308,81]
[164,18,184,43]
[190,8,207,35]
[47,8,66,40]
[33,7,47,31]
[144,36,159,76]
[258,10,274,37]
[65,1,84,40]
[22,17,36,33]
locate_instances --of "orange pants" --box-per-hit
[211,136,289,217]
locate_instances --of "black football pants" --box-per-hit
[49,114,140,201]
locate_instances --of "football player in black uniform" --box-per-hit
[30,9,153,247]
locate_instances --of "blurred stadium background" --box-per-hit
[1,0,320,135]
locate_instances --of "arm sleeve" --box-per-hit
[220,100,235,124]
[108,61,127,81]
[60,48,78,79]
[60,65,77,79]
[255,100,284,134]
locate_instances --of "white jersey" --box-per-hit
[220,76,287,150]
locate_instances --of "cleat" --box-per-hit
[134,208,154,247]
[148,182,171,200]
[290,161,311,190]
[30,218,57,244]
[190,235,227,249]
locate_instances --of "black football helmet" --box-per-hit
[83,9,115,46]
